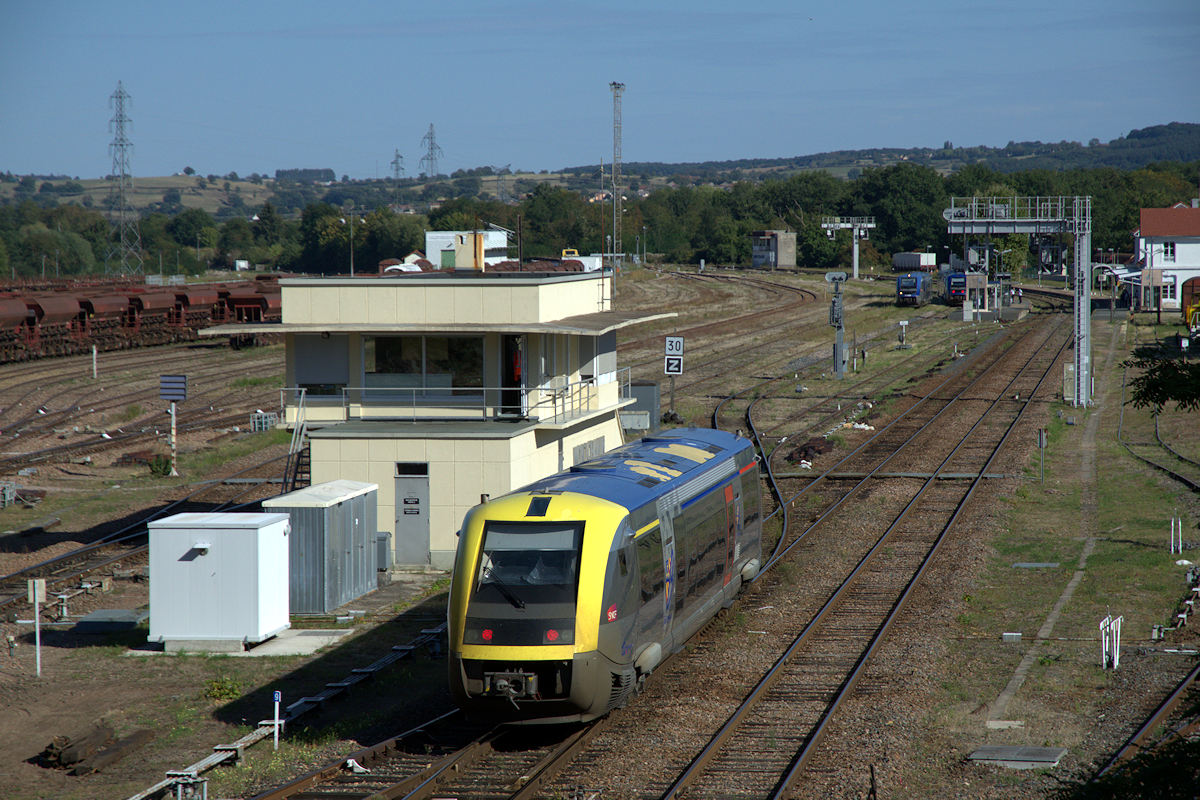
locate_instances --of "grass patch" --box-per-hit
[204,675,243,701]
[176,428,291,475]
[118,403,144,422]
[233,374,284,389]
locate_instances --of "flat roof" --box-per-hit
[281,270,603,287]
[200,309,675,337]
[306,419,543,440]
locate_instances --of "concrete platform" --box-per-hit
[968,745,1067,769]
[129,628,353,657]
[73,608,150,633]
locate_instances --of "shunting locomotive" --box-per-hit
[447,427,762,723]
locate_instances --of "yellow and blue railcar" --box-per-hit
[448,427,762,723]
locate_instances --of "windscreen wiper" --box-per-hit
[480,565,526,609]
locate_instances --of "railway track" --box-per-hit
[246,315,1071,800]
[657,318,1069,798]
[1093,658,1200,782]
[0,451,289,613]
[1118,367,1200,493]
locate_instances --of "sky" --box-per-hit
[2,0,1198,181]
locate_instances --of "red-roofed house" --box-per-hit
[1134,201,1200,315]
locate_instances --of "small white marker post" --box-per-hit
[27,578,45,677]
[1100,615,1124,669]
[273,691,282,750]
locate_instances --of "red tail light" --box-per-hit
[482,629,493,642]
[545,629,559,642]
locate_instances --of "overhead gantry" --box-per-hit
[821,217,876,280]
[944,196,1093,407]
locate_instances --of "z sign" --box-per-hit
[664,355,683,375]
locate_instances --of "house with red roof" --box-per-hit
[1133,201,1200,316]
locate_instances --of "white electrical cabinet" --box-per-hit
[148,512,291,650]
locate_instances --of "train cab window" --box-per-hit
[475,522,582,603]
[464,521,583,646]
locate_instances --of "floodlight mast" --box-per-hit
[610,82,625,273]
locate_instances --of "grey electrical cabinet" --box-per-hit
[263,480,379,614]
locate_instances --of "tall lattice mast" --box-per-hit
[419,124,443,179]
[390,149,404,207]
[610,82,624,269]
[106,81,143,274]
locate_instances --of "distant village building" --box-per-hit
[750,230,796,270]
[425,230,509,269]
[1132,201,1200,313]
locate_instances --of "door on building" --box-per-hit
[395,462,430,566]
[501,335,525,417]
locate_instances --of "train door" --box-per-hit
[658,512,678,644]
[394,462,430,566]
[723,485,736,585]
[723,482,744,588]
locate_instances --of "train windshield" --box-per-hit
[949,275,966,288]
[899,277,918,289]
[464,521,584,646]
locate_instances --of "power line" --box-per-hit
[105,81,143,275]
[390,148,404,207]
[419,124,443,179]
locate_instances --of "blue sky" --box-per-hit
[2,0,1197,180]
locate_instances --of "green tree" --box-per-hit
[166,208,216,250]
[252,201,283,244]
[17,223,95,276]
[1124,354,1200,412]
[295,202,345,273]
[358,210,426,268]
[218,217,253,254]
[849,163,947,255]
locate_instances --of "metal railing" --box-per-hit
[944,195,1092,227]
[281,388,308,492]
[282,368,631,425]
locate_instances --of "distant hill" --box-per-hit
[3,123,1196,217]
[562,122,1200,182]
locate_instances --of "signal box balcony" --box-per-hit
[203,270,672,431]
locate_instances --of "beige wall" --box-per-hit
[309,414,625,570]
[281,273,609,326]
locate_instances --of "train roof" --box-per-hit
[517,427,753,513]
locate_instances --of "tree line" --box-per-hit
[0,159,1197,279]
